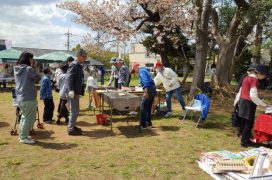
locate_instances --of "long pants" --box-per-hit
[240,118,254,144]
[114,79,118,89]
[18,100,37,140]
[140,91,156,127]
[43,98,55,121]
[57,99,69,120]
[166,87,186,112]
[68,95,80,131]
[101,76,104,85]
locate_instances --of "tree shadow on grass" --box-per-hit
[83,129,116,139]
[33,130,55,140]
[0,122,10,128]
[117,125,159,138]
[35,141,78,150]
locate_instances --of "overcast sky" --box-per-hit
[0,0,90,50]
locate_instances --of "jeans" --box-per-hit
[18,100,37,140]
[140,87,156,127]
[43,98,55,121]
[114,79,118,89]
[240,118,254,144]
[166,87,186,112]
[68,95,80,131]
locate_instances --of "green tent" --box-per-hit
[0,48,23,63]
[35,51,75,63]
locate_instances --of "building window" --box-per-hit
[145,63,154,67]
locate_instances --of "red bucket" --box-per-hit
[96,114,109,125]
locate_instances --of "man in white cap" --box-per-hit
[107,57,119,88]
[116,58,130,89]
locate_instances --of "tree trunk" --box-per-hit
[252,24,263,64]
[160,52,170,67]
[190,0,212,96]
[216,41,236,85]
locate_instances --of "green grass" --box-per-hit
[0,77,257,179]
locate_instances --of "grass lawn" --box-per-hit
[0,78,264,180]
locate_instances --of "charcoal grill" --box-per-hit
[102,92,141,132]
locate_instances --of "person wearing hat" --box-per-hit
[234,65,269,147]
[107,57,119,88]
[153,61,186,118]
[116,58,130,89]
[139,67,157,129]
[236,63,258,92]
[233,63,258,136]
[66,49,87,135]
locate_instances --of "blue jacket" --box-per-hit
[40,75,53,100]
[66,60,84,95]
[139,67,156,90]
[194,93,210,120]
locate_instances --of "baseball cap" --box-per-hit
[110,57,117,64]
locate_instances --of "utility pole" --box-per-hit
[64,29,72,51]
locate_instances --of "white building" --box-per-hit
[129,43,161,67]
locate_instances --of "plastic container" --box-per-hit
[96,114,109,125]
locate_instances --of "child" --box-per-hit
[86,71,98,109]
[234,65,268,147]
[40,68,55,124]
[56,57,74,125]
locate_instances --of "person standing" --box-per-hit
[234,65,268,147]
[116,58,130,89]
[40,68,55,124]
[139,67,157,129]
[107,57,119,88]
[14,52,41,144]
[99,66,105,85]
[153,61,186,118]
[66,49,87,135]
[55,57,74,125]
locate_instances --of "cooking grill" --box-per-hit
[103,92,141,111]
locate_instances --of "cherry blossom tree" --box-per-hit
[59,0,195,65]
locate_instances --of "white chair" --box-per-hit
[182,99,202,127]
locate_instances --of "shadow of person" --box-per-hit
[35,141,78,150]
[77,121,97,127]
[0,122,10,128]
[117,125,159,138]
[160,126,180,132]
[32,130,55,140]
[83,129,115,139]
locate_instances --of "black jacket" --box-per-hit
[66,61,84,96]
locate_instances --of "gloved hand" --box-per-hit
[68,91,75,99]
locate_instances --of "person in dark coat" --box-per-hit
[66,49,87,135]
[234,65,269,147]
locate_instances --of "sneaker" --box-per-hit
[140,126,147,130]
[164,112,172,118]
[68,130,82,136]
[74,126,82,132]
[56,120,61,125]
[44,121,52,124]
[20,138,35,144]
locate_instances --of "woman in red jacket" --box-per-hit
[234,65,269,147]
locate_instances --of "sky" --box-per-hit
[0,0,90,50]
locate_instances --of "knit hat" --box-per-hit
[256,65,269,76]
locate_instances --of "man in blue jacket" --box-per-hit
[139,67,157,129]
[66,49,87,135]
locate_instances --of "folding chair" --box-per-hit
[182,99,202,127]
